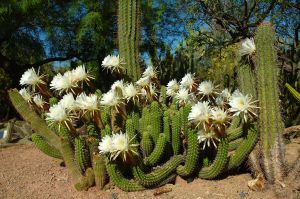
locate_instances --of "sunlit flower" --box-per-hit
[180,73,195,90]
[50,73,76,94]
[59,93,76,110]
[19,88,32,102]
[3,129,8,139]
[110,132,138,161]
[175,88,190,105]
[46,104,70,125]
[124,83,139,103]
[142,65,157,79]
[188,101,211,129]
[198,130,220,149]
[102,55,124,72]
[239,38,256,57]
[72,65,94,83]
[198,81,218,99]
[149,83,158,98]
[210,107,229,124]
[136,76,150,87]
[100,90,121,108]
[166,79,179,97]
[229,93,259,122]
[76,93,99,114]
[20,68,45,90]
[98,135,114,154]
[33,94,45,108]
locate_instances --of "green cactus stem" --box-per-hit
[92,154,107,190]
[149,101,162,143]
[126,119,138,144]
[101,125,111,138]
[106,160,145,192]
[255,24,285,182]
[118,0,141,81]
[8,89,61,150]
[140,131,154,157]
[227,124,259,170]
[227,126,243,141]
[143,134,167,166]
[171,112,182,155]
[159,86,167,104]
[74,168,95,191]
[132,155,184,187]
[75,137,91,172]
[177,129,199,177]
[228,138,244,152]
[198,138,229,179]
[179,105,191,135]
[31,133,62,159]
[285,83,300,102]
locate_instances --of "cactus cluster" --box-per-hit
[8,3,293,193]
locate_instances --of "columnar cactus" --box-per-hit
[118,0,141,81]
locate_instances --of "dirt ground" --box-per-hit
[0,138,299,199]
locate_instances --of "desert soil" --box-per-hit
[0,138,299,199]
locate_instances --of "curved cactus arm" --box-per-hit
[8,89,61,150]
[227,124,259,170]
[171,112,182,155]
[133,155,184,187]
[143,134,167,166]
[177,129,199,177]
[228,138,244,152]
[75,137,91,173]
[227,126,243,141]
[31,133,62,159]
[198,138,229,179]
[74,168,95,191]
[92,154,107,190]
[140,131,154,157]
[106,160,145,192]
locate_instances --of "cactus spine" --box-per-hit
[118,0,141,81]
[255,24,285,182]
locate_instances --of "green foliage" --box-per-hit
[285,83,300,102]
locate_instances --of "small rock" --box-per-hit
[248,174,264,191]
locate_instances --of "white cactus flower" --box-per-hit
[59,93,76,110]
[210,107,229,124]
[136,76,150,87]
[215,96,226,107]
[175,88,190,105]
[19,88,32,102]
[102,55,124,72]
[124,83,139,103]
[149,83,158,98]
[76,93,99,113]
[180,73,195,89]
[229,93,259,122]
[100,90,121,108]
[46,104,70,124]
[142,65,157,79]
[33,94,45,108]
[50,72,76,94]
[220,88,231,101]
[239,38,256,57]
[3,129,8,139]
[198,80,217,98]
[197,130,220,150]
[72,65,94,83]
[166,79,179,97]
[98,135,114,154]
[111,80,125,97]
[110,132,139,161]
[19,68,45,90]
[188,101,211,128]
